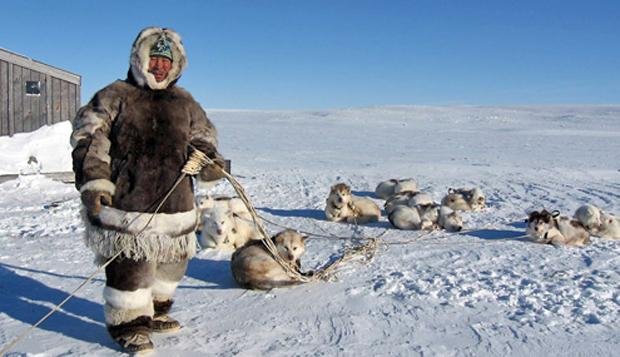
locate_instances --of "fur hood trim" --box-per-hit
[130,27,187,90]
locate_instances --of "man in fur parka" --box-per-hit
[70,27,225,353]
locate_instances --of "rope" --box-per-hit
[0,150,208,355]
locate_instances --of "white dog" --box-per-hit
[573,204,602,233]
[526,209,590,247]
[325,183,381,224]
[598,211,620,239]
[198,195,259,250]
[393,178,418,195]
[388,205,422,230]
[375,179,399,200]
[388,203,463,232]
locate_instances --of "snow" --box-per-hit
[0,105,619,356]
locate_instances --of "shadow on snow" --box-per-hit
[0,263,112,349]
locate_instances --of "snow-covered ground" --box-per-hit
[0,105,619,356]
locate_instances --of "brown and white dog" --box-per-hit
[526,209,590,247]
[230,229,311,290]
[325,183,381,224]
[441,187,486,211]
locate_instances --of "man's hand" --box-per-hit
[81,190,113,220]
[191,142,227,181]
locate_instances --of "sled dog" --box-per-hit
[198,195,259,250]
[598,211,620,239]
[526,209,590,246]
[231,229,311,290]
[573,204,602,233]
[375,179,399,200]
[441,187,486,211]
[393,178,418,195]
[325,183,381,224]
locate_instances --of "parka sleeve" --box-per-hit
[70,83,122,195]
[188,101,225,181]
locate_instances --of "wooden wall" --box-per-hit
[0,50,80,137]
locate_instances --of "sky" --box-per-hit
[2,0,619,109]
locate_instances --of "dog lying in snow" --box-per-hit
[231,229,311,290]
[375,179,399,200]
[325,183,381,224]
[573,204,619,239]
[598,212,620,239]
[388,203,463,232]
[384,191,433,215]
[526,209,590,247]
[441,187,486,211]
[573,204,602,233]
[393,178,418,195]
[198,195,259,250]
[375,178,420,200]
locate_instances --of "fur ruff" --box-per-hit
[130,27,187,90]
[151,278,179,300]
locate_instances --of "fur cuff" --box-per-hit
[104,303,154,326]
[152,279,179,300]
[80,179,116,195]
[104,286,152,310]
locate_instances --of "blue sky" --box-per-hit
[2,0,619,109]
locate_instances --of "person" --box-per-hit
[70,27,225,353]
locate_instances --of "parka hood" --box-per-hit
[129,27,187,90]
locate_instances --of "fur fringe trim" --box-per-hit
[85,223,197,263]
[104,303,154,326]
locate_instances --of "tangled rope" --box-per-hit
[190,148,378,283]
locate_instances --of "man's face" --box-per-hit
[148,56,173,82]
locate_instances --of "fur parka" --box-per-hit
[71,27,218,263]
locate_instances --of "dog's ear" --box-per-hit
[448,188,455,194]
[301,235,309,242]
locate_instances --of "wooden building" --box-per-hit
[0,48,81,136]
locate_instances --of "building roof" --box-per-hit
[0,47,80,85]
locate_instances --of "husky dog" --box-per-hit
[598,212,620,239]
[384,191,416,215]
[573,204,602,233]
[375,179,399,200]
[526,209,590,246]
[325,183,381,224]
[198,195,259,250]
[393,178,418,195]
[438,206,464,232]
[416,203,441,230]
[441,187,486,211]
[388,205,422,230]
[408,192,433,207]
[388,203,463,232]
[231,229,311,290]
